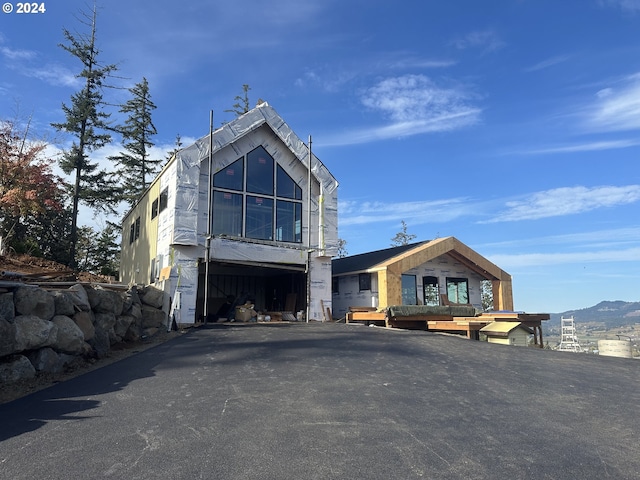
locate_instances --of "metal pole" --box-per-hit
[306,135,312,323]
[203,110,214,323]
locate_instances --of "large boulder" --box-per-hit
[0,292,15,322]
[65,284,91,311]
[87,288,124,315]
[27,347,61,373]
[141,305,167,329]
[14,286,55,320]
[114,315,134,339]
[88,328,110,358]
[0,317,17,357]
[14,315,57,352]
[141,286,166,309]
[73,310,95,341]
[0,355,36,383]
[53,291,76,317]
[51,315,85,354]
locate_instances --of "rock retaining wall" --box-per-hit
[0,284,169,384]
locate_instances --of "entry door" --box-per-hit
[401,274,417,305]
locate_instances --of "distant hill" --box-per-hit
[549,301,640,327]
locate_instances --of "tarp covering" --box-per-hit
[387,305,479,318]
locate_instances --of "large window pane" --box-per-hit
[246,196,273,240]
[212,191,242,236]
[247,147,274,195]
[276,200,302,242]
[402,274,417,305]
[214,158,244,191]
[446,277,469,304]
[277,165,302,200]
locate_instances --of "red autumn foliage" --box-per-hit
[0,121,64,222]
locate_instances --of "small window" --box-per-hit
[129,223,135,244]
[423,276,439,306]
[446,277,469,304]
[134,217,141,240]
[159,188,168,213]
[332,277,339,295]
[151,198,159,219]
[359,273,371,291]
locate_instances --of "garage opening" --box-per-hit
[196,260,306,323]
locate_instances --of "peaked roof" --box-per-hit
[332,236,511,282]
[332,241,429,275]
[183,101,338,194]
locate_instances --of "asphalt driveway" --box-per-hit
[1,323,639,479]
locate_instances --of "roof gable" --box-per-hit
[332,236,510,281]
[332,241,429,275]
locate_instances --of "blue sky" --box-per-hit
[1,0,639,313]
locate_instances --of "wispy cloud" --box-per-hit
[509,138,640,155]
[488,247,640,268]
[600,0,640,13]
[524,55,571,72]
[485,185,640,222]
[0,46,37,61]
[582,73,640,132]
[479,226,640,250]
[339,197,472,227]
[450,30,505,53]
[321,74,481,146]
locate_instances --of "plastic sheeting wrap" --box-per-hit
[387,305,480,318]
[150,102,339,324]
[210,237,308,265]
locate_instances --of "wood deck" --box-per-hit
[345,308,550,347]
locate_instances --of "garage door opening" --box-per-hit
[196,260,306,323]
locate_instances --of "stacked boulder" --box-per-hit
[0,284,169,384]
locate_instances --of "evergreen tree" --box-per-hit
[165,133,183,161]
[225,84,252,116]
[390,220,417,246]
[337,238,349,258]
[51,5,118,268]
[110,78,159,205]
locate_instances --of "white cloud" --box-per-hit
[479,226,640,250]
[600,0,640,12]
[485,185,640,222]
[524,55,571,72]
[488,247,640,268]
[339,197,472,227]
[582,73,640,131]
[321,74,480,146]
[0,46,37,61]
[510,138,640,155]
[451,30,505,53]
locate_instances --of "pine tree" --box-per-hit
[225,84,252,116]
[110,78,159,205]
[390,220,417,246]
[51,5,118,268]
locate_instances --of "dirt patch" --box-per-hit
[0,329,182,405]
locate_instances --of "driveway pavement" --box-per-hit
[1,323,639,479]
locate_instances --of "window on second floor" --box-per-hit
[211,146,303,243]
